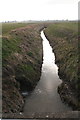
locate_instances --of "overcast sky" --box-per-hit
[0,0,79,22]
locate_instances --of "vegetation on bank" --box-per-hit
[45,22,79,110]
[2,23,43,113]
[2,21,79,114]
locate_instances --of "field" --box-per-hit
[2,22,29,35]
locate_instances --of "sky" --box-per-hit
[0,0,79,22]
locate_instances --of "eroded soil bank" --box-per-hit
[44,22,79,110]
[2,23,44,113]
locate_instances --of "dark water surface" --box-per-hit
[24,30,71,113]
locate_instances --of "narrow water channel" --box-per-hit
[24,30,71,113]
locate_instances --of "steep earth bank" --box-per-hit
[2,23,44,113]
[44,22,79,110]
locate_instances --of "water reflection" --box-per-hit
[42,31,55,64]
[24,30,71,113]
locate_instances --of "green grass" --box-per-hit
[17,64,35,74]
[27,52,33,57]
[45,21,78,90]
[2,22,29,61]
[2,35,22,60]
[45,22,78,39]
[2,22,28,35]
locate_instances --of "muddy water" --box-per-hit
[24,30,71,113]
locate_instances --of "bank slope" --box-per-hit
[2,23,44,113]
[45,22,79,110]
